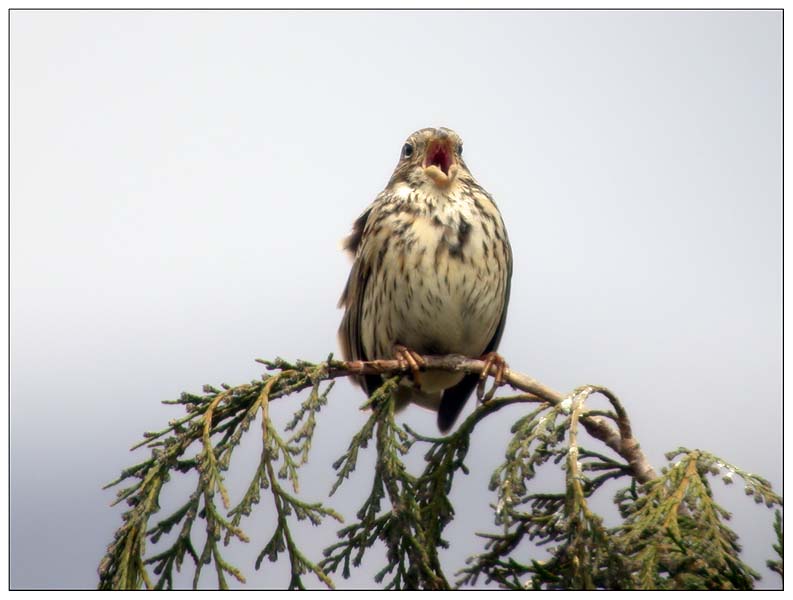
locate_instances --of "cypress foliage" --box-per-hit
[98,355,782,590]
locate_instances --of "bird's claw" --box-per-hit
[477,352,508,402]
[393,344,426,383]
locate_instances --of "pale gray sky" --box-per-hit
[10,9,781,589]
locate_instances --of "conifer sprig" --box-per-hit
[99,354,782,590]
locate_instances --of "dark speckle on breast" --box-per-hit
[458,217,471,246]
[458,217,470,237]
[448,216,471,260]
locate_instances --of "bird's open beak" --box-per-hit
[423,138,458,186]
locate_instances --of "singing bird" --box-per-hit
[338,127,512,432]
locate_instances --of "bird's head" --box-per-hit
[389,127,467,189]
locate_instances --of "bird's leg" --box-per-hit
[477,352,508,402]
[393,344,426,385]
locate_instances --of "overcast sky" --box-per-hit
[10,9,781,590]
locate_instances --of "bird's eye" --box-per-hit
[402,143,414,158]
[457,143,463,156]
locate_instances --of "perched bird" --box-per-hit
[338,127,512,432]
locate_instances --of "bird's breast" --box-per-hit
[362,199,508,361]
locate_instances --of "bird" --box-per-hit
[338,127,512,432]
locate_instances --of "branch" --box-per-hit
[100,352,780,590]
[324,354,657,484]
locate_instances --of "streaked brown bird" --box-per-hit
[338,127,512,432]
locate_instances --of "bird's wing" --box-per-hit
[437,237,513,433]
[338,205,382,395]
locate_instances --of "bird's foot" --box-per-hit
[477,352,508,402]
[393,344,426,384]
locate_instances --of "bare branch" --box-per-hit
[325,354,658,484]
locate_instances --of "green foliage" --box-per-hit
[98,357,341,590]
[459,387,634,589]
[321,377,449,589]
[319,381,533,589]
[767,510,783,579]
[99,357,783,590]
[613,448,781,590]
